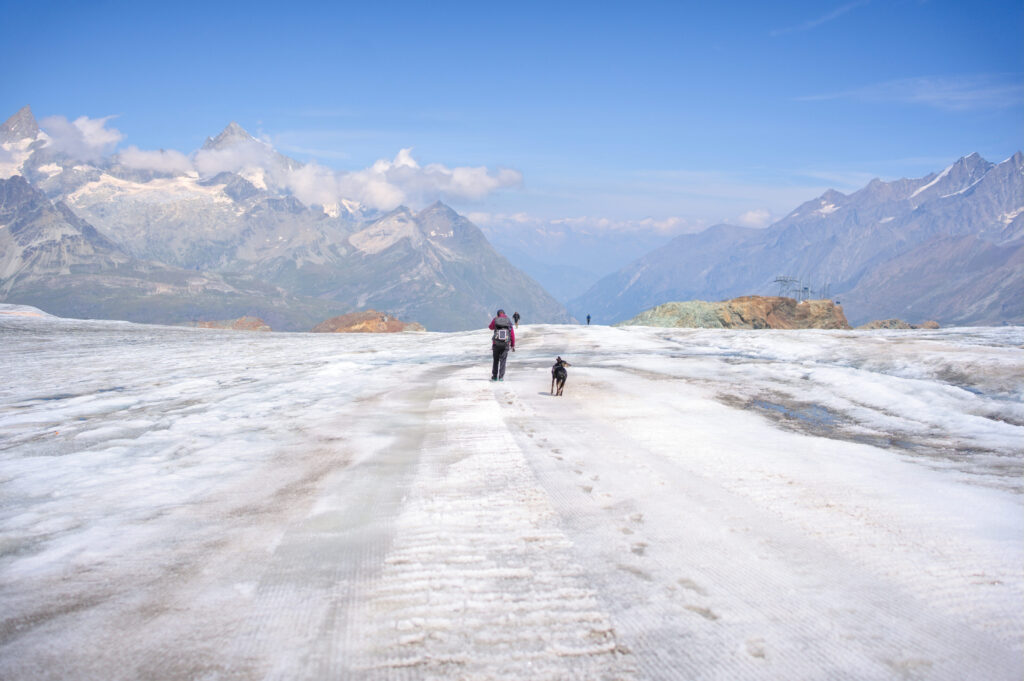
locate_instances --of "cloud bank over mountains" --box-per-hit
[22,113,847,238]
[38,114,522,212]
[117,146,193,174]
[39,115,123,161]
[13,110,711,243]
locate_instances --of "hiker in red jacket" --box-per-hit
[489,309,515,381]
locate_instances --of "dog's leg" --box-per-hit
[551,376,555,395]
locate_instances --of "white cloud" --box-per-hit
[284,161,342,208]
[467,211,531,226]
[549,215,698,234]
[333,149,523,211]
[193,138,283,179]
[191,145,521,212]
[736,208,773,228]
[771,0,870,36]
[336,163,408,212]
[799,75,1024,112]
[392,148,419,169]
[116,146,193,174]
[34,113,522,212]
[39,115,123,161]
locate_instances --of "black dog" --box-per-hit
[550,356,571,396]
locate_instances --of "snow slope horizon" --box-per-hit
[1,311,1022,679]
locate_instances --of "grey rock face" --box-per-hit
[202,121,257,150]
[0,106,39,143]
[267,202,572,331]
[0,175,126,284]
[0,176,346,330]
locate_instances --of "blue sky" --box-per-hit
[2,0,1021,233]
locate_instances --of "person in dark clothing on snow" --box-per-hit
[512,311,520,328]
[489,309,515,381]
[586,314,591,325]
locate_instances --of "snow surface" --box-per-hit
[35,163,63,178]
[940,176,985,199]
[911,163,954,199]
[0,139,33,179]
[66,172,234,206]
[1000,207,1024,225]
[240,167,268,190]
[1,315,1022,680]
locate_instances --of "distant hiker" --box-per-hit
[512,311,520,328]
[586,314,591,325]
[489,309,515,381]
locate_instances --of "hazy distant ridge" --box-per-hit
[570,152,1024,326]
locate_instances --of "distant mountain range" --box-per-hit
[569,152,1024,326]
[3,104,1020,329]
[0,106,571,331]
[479,224,672,303]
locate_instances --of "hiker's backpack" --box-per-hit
[492,316,511,344]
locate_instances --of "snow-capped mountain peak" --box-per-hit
[201,121,260,151]
[909,152,993,203]
[0,105,40,143]
[0,107,48,180]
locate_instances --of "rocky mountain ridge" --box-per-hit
[571,152,1024,326]
[0,106,571,331]
[0,175,345,329]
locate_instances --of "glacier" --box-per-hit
[1,307,1021,680]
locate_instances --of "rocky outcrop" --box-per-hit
[857,319,941,330]
[617,296,851,330]
[312,310,425,333]
[195,316,272,331]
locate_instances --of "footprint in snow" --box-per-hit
[684,605,719,621]
[746,637,767,658]
[677,577,709,596]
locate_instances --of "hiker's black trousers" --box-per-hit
[492,342,509,379]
